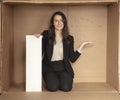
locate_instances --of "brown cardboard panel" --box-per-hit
[13,5,107,84]
[0,3,2,41]
[107,4,119,90]
[51,5,68,16]
[13,5,52,84]
[0,3,2,92]
[2,4,14,90]
[119,2,120,92]
[68,6,107,82]
[8,83,117,92]
[2,0,118,5]
[1,3,120,92]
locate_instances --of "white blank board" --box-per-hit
[26,35,42,92]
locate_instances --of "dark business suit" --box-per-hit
[42,30,81,91]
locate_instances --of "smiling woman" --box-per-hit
[34,11,92,92]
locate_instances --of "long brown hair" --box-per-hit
[48,11,69,44]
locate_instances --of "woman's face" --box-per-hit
[53,15,64,32]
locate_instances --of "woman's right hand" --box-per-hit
[34,33,42,38]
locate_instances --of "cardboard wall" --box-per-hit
[13,5,52,84]
[119,2,120,92]
[68,6,107,82]
[107,4,119,90]
[2,5,14,90]
[0,3,2,91]
[2,0,119,5]
[13,5,107,84]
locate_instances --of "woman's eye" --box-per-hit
[60,19,63,22]
[54,19,63,23]
[54,20,58,23]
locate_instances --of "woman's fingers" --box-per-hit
[34,33,42,38]
[80,42,94,50]
[78,42,94,53]
[82,42,94,46]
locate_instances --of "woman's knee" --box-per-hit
[59,72,73,92]
[44,72,59,92]
[60,85,72,92]
[46,84,59,92]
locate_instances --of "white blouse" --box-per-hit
[51,34,63,61]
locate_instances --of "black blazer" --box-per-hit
[42,30,81,78]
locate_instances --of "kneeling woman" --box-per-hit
[35,11,92,92]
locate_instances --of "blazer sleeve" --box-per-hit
[69,36,81,63]
[41,30,48,56]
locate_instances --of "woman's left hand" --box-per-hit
[77,42,94,53]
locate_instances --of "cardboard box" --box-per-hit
[0,0,120,93]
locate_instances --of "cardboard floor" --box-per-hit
[1,83,120,100]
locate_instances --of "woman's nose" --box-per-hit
[58,21,61,25]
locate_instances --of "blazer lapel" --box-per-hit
[63,41,67,60]
[47,43,53,61]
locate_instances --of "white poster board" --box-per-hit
[26,35,42,92]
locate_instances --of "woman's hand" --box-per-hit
[34,33,42,38]
[77,42,94,53]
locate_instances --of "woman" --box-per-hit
[35,11,92,92]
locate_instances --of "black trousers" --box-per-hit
[43,60,73,92]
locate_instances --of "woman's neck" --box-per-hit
[55,30,62,37]
[55,30,63,43]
